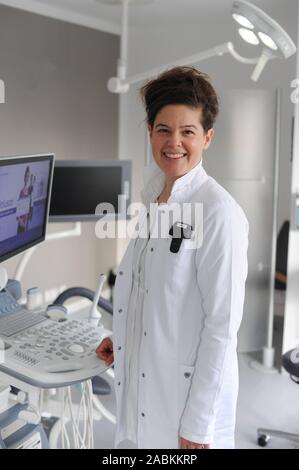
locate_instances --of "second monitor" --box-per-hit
[49,160,131,222]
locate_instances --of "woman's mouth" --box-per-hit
[162,152,187,160]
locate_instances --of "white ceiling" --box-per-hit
[0,0,297,34]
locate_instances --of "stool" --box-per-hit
[257,348,299,447]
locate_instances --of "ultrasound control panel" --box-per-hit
[0,317,109,387]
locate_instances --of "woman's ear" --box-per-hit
[148,124,153,139]
[203,128,214,150]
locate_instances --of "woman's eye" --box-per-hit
[183,130,194,136]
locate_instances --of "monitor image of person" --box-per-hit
[0,156,53,261]
[16,165,36,233]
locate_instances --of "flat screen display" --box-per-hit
[49,161,131,222]
[0,154,54,263]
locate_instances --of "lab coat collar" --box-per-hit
[140,159,207,208]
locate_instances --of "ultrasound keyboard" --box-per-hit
[0,294,109,387]
[0,288,46,336]
[0,310,46,337]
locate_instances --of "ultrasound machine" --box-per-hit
[0,154,110,449]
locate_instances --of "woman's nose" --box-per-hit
[167,132,182,147]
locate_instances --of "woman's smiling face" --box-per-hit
[149,104,214,182]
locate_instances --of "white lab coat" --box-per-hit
[112,160,248,449]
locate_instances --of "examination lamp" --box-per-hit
[98,0,296,93]
[232,0,296,81]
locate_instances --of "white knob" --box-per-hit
[69,344,85,353]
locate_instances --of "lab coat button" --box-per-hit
[118,309,123,313]
[150,247,154,252]
[119,271,124,275]
[141,413,145,417]
[144,331,147,336]
[142,373,145,378]
[184,372,191,378]
[118,382,121,386]
[146,289,148,294]
[118,346,122,350]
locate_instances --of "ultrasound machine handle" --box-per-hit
[89,274,106,326]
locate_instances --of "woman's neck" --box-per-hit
[157,177,176,204]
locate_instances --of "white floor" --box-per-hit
[89,351,299,450]
[236,353,299,449]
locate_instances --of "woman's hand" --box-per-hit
[96,337,114,366]
[179,437,210,449]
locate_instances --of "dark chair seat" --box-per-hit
[282,348,299,382]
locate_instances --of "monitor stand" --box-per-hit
[0,267,8,292]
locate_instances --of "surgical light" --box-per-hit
[232,13,254,29]
[232,0,296,59]
[99,0,296,92]
[238,28,260,46]
[258,32,278,51]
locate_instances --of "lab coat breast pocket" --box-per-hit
[164,238,195,290]
[156,236,194,270]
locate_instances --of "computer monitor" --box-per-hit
[49,160,131,222]
[0,154,54,264]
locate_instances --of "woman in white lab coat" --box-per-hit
[96,67,249,449]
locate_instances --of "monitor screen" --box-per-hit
[0,154,54,263]
[49,160,131,222]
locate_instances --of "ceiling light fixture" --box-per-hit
[232,13,254,29]
[99,0,296,93]
[257,31,278,51]
[232,0,296,80]
[238,27,260,45]
[232,0,295,58]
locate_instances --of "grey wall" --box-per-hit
[0,5,119,298]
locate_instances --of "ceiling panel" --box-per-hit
[0,0,296,32]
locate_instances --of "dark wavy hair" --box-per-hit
[140,66,219,133]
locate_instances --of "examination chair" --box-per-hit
[257,348,299,447]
